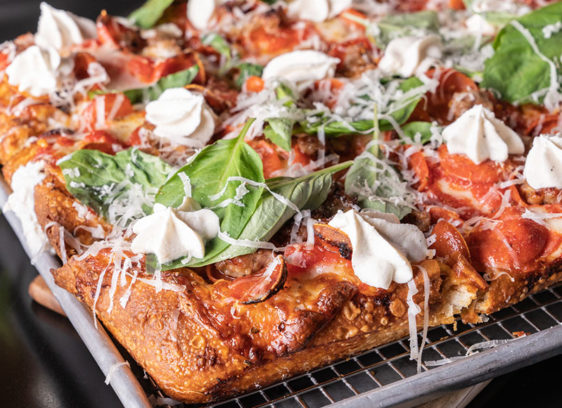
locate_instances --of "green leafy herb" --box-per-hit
[401,121,434,144]
[344,105,413,219]
[482,2,562,105]
[163,161,352,269]
[236,62,264,88]
[91,65,199,104]
[202,33,236,73]
[202,33,231,58]
[129,0,174,29]
[264,118,294,151]
[375,11,439,46]
[156,119,265,265]
[59,148,172,220]
[275,83,296,106]
[345,151,414,219]
[300,76,425,136]
[262,83,298,150]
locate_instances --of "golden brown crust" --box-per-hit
[34,170,110,260]
[474,262,562,317]
[53,250,457,402]
[29,176,548,403]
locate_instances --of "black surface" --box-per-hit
[0,2,560,408]
[0,214,122,408]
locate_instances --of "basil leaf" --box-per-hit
[361,199,413,220]
[91,65,199,104]
[163,161,352,269]
[202,33,235,73]
[275,83,296,106]
[236,62,264,89]
[345,104,413,221]
[375,11,439,46]
[262,83,298,150]
[264,118,294,151]
[301,77,424,136]
[202,33,231,57]
[59,148,172,220]
[482,2,562,105]
[301,118,373,136]
[129,0,174,29]
[345,150,413,219]
[401,121,433,144]
[156,119,265,266]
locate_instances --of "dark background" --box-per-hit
[0,1,560,407]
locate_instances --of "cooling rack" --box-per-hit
[2,180,561,408]
[160,287,562,408]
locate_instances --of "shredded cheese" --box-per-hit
[406,278,420,360]
[417,265,430,373]
[104,361,130,385]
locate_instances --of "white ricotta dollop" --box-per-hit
[443,104,524,164]
[35,2,97,50]
[3,161,50,257]
[328,210,427,290]
[145,88,216,147]
[378,35,442,78]
[6,45,65,97]
[131,203,219,264]
[465,14,497,37]
[288,0,352,22]
[523,134,562,189]
[262,50,340,86]
[187,0,223,30]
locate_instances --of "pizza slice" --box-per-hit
[0,0,561,404]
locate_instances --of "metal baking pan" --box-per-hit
[2,180,561,408]
[0,180,151,408]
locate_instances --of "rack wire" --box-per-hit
[157,285,562,408]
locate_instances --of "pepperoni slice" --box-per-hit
[127,53,201,84]
[468,209,549,272]
[408,150,430,191]
[215,256,287,304]
[437,145,503,184]
[247,139,286,179]
[430,220,471,263]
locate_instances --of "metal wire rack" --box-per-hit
[155,285,562,408]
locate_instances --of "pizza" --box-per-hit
[1,0,561,404]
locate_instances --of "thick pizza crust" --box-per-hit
[27,173,558,402]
